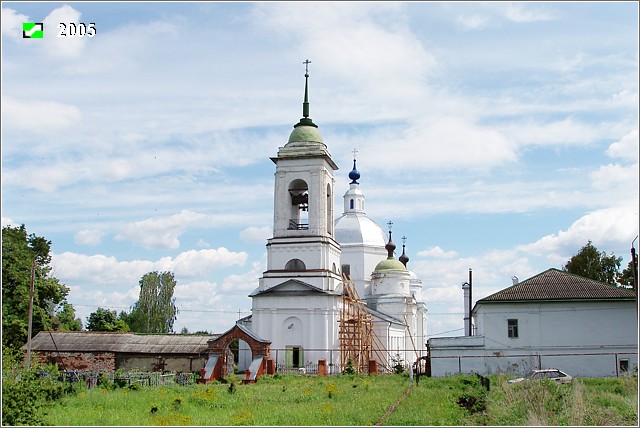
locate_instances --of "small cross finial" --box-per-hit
[387,221,393,231]
[352,148,358,160]
[402,236,407,245]
[303,59,311,75]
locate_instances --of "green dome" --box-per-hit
[374,257,407,272]
[288,125,323,144]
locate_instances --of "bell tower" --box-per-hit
[258,61,342,293]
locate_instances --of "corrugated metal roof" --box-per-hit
[24,331,219,354]
[479,268,636,302]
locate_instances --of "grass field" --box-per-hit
[40,372,638,426]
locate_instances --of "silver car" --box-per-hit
[507,369,573,384]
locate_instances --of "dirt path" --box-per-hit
[374,385,414,426]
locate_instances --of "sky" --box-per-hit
[2,1,638,342]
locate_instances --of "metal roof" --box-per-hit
[478,268,636,303]
[24,331,219,354]
[335,213,387,247]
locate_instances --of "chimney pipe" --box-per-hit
[512,276,519,285]
[468,268,472,336]
[462,268,473,336]
[462,281,470,336]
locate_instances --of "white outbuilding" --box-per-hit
[428,268,637,378]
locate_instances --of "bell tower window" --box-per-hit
[288,179,309,230]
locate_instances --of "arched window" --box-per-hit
[288,179,309,230]
[350,199,354,209]
[285,259,306,271]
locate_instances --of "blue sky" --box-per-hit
[2,1,638,340]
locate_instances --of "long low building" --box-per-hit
[24,331,219,372]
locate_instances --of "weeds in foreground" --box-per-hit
[36,372,639,426]
[470,372,638,426]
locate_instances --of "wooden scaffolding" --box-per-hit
[339,273,389,373]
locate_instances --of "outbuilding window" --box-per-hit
[507,319,518,338]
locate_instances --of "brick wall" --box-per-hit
[36,351,116,372]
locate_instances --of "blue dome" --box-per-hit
[349,159,360,184]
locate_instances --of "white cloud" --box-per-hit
[220,261,264,293]
[505,117,604,148]
[607,129,639,161]
[2,95,82,134]
[252,2,436,114]
[501,3,555,23]
[52,252,154,287]
[456,14,490,31]
[364,116,517,171]
[42,5,86,59]
[240,226,271,243]
[417,246,458,259]
[115,210,210,250]
[1,7,29,39]
[590,163,639,191]
[1,217,18,228]
[156,248,248,278]
[517,203,640,263]
[74,229,104,246]
[53,247,249,289]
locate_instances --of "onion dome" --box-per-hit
[374,230,407,272]
[399,237,409,267]
[348,159,360,184]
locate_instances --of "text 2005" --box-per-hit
[58,23,96,37]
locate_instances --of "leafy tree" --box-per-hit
[128,271,178,333]
[86,307,129,332]
[618,258,639,289]
[2,225,81,350]
[52,302,83,331]
[563,241,622,286]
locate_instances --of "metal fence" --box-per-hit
[57,370,199,388]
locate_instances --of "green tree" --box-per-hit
[618,258,638,288]
[86,307,129,332]
[2,225,80,350]
[52,302,82,331]
[128,271,178,333]
[563,241,623,286]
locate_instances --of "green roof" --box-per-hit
[374,257,407,272]
[288,125,323,144]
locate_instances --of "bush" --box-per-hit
[1,349,66,425]
[391,354,405,375]
[342,358,356,375]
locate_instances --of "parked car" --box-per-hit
[507,369,573,384]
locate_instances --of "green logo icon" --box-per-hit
[23,22,44,38]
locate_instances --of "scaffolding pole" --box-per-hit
[339,274,389,373]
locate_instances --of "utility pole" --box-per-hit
[632,236,638,318]
[26,261,35,369]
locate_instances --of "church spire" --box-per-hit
[294,59,317,129]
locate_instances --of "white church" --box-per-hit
[236,65,427,374]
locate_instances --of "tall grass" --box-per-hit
[471,373,638,426]
[40,372,638,426]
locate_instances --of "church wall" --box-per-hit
[371,271,410,296]
[251,294,341,367]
